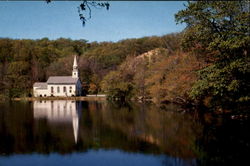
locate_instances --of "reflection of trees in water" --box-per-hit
[94,102,203,159]
[0,101,249,165]
[0,101,202,159]
[196,117,250,166]
[0,102,34,154]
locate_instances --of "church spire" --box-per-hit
[72,55,79,78]
[73,55,77,68]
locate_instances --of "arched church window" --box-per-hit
[51,87,54,93]
[63,86,66,92]
[69,86,72,93]
[57,86,60,93]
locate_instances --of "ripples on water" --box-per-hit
[0,100,249,166]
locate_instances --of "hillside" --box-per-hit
[0,33,181,99]
[101,47,206,104]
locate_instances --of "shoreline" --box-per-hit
[12,96,107,101]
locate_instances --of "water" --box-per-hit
[0,100,249,166]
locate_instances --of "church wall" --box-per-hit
[33,88,49,97]
[47,84,77,97]
[33,83,82,97]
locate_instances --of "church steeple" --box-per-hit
[73,55,77,68]
[72,55,79,78]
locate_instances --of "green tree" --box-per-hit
[175,1,250,109]
[101,71,134,100]
[6,61,31,97]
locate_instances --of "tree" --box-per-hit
[89,74,102,95]
[175,1,250,109]
[6,61,31,97]
[101,71,134,100]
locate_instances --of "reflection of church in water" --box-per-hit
[33,100,81,143]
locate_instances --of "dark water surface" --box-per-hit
[0,100,249,166]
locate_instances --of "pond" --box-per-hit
[0,100,249,166]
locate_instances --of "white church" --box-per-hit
[33,56,82,97]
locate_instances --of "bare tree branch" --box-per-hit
[45,0,110,26]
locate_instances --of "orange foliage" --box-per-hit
[146,52,206,103]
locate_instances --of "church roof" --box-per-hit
[47,76,79,84]
[33,82,47,89]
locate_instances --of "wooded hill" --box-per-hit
[0,33,184,101]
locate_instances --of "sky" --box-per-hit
[0,1,186,42]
